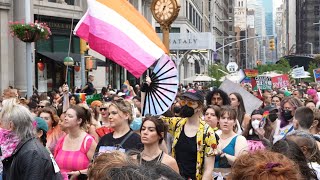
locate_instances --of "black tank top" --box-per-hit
[138,151,164,166]
[175,127,197,180]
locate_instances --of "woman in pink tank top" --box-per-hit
[54,105,97,180]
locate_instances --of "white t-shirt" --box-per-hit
[273,119,294,144]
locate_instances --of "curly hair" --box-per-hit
[206,88,230,106]
[230,150,301,180]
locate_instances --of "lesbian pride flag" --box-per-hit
[74,0,168,78]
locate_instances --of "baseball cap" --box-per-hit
[181,89,204,103]
[35,117,48,132]
[263,105,278,113]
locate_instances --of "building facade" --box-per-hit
[296,0,320,54]
[0,0,89,94]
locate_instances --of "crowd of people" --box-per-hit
[1,80,320,180]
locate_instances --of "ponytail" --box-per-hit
[68,104,92,128]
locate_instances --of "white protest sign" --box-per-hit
[219,79,263,114]
[292,66,305,78]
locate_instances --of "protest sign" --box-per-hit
[244,69,258,77]
[292,66,305,78]
[220,79,263,114]
[254,76,272,90]
[313,68,320,83]
[272,74,290,89]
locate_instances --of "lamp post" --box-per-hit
[64,56,74,87]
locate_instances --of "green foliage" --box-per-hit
[307,61,317,82]
[208,63,228,87]
[314,55,320,65]
[9,20,52,40]
[255,57,291,74]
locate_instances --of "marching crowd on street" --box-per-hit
[1,77,320,180]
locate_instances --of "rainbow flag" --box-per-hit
[74,0,168,78]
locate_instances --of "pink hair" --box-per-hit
[307,89,318,103]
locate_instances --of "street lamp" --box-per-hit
[64,56,74,86]
[306,42,313,55]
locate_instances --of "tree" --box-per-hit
[313,54,320,65]
[208,63,228,87]
[255,57,291,74]
[307,61,317,82]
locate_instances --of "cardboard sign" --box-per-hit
[314,68,320,83]
[255,76,272,90]
[292,66,305,78]
[219,79,263,114]
[272,74,290,89]
[244,69,258,77]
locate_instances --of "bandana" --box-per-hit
[0,128,20,160]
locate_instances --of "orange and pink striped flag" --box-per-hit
[74,0,168,78]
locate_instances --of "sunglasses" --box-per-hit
[179,99,197,107]
[100,107,107,111]
[37,105,45,108]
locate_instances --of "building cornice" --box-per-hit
[0,1,11,10]
[33,1,84,19]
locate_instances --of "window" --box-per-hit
[186,0,188,18]
[238,1,240,6]
[156,27,161,33]
[171,27,181,33]
[65,0,74,5]
[229,8,232,13]
[156,27,180,33]
[189,4,192,21]
[229,25,233,31]
[241,1,243,7]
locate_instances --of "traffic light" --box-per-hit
[269,39,275,51]
[80,39,90,54]
[256,60,262,65]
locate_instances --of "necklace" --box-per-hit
[140,150,163,165]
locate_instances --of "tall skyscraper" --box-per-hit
[247,0,266,36]
[263,0,274,35]
[265,12,273,35]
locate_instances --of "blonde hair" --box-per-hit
[110,99,133,124]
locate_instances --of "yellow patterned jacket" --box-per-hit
[162,117,217,180]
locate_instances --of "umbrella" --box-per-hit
[142,54,179,116]
[184,74,216,82]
